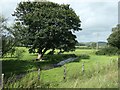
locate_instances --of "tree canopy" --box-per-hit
[107,24,120,50]
[12,1,82,59]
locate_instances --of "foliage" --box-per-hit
[15,48,26,60]
[107,24,120,50]
[44,54,77,63]
[88,42,97,49]
[9,48,16,57]
[96,46,118,55]
[79,54,90,59]
[2,35,16,57]
[0,14,15,57]
[12,1,82,59]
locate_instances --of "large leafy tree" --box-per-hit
[107,24,120,50]
[12,1,82,59]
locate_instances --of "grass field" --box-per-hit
[2,47,118,88]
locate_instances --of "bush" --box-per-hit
[79,54,90,59]
[47,55,63,63]
[15,48,26,60]
[96,46,118,55]
[73,58,80,62]
[44,54,77,63]
[62,54,77,58]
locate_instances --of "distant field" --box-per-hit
[2,47,118,88]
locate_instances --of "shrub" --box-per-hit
[96,46,118,55]
[62,54,77,58]
[47,55,63,63]
[79,54,90,59]
[44,54,77,63]
[73,57,81,62]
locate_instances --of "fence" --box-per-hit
[2,58,117,88]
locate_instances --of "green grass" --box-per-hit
[2,47,118,88]
[2,47,77,78]
[4,55,118,88]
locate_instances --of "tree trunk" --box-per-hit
[41,48,47,59]
[37,48,47,60]
[37,53,42,60]
[37,49,42,60]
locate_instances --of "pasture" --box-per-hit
[1,47,118,88]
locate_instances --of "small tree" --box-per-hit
[0,15,15,57]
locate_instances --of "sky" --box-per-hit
[0,0,119,42]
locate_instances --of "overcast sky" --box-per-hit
[0,0,119,42]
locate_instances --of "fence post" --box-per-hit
[1,74,4,89]
[38,68,40,80]
[82,62,85,75]
[63,65,66,80]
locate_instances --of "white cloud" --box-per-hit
[72,1,118,42]
[0,0,118,42]
[49,0,119,3]
[49,0,69,4]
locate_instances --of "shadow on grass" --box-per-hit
[2,54,79,78]
[2,60,52,78]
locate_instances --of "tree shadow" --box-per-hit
[2,59,54,78]
[2,54,81,79]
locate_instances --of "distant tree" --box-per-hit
[88,42,96,49]
[12,1,82,59]
[91,42,96,49]
[96,46,118,55]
